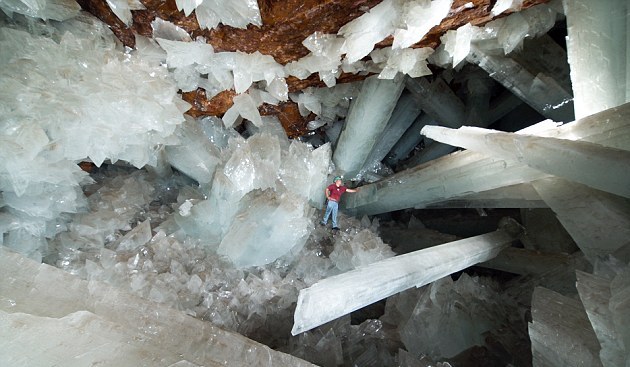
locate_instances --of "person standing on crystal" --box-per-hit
[320,176,360,230]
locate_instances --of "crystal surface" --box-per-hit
[0,248,316,367]
[563,0,629,119]
[291,218,523,335]
[360,91,422,174]
[332,75,405,178]
[532,178,630,262]
[345,102,630,216]
[528,287,603,367]
[393,0,453,49]
[421,125,630,199]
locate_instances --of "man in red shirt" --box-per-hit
[320,176,360,230]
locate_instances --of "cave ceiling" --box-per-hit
[77,0,551,138]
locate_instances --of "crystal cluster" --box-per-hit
[432,0,561,67]
[0,14,186,260]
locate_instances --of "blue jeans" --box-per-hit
[321,200,339,228]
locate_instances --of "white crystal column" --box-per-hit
[384,113,436,166]
[532,178,630,261]
[480,247,572,275]
[291,218,523,335]
[426,183,547,209]
[421,125,630,199]
[360,91,422,172]
[405,76,466,128]
[468,39,574,122]
[343,102,630,215]
[332,75,405,177]
[529,287,603,367]
[404,76,466,165]
[576,269,630,367]
[563,0,629,119]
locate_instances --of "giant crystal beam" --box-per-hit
[384,113,436,167]
[468,37,574,122]
[291,218,523,335]
[529,287,603,367]
[420,125,630,199]
[532,177,630,262]
[426,183,547,209]
[563,0,629,120]
[479,247,572,276]
[332,75,405,177]
[343,102,630,216]
[359,91,422,173]
[576,268,630,367]
[403,75,466,166]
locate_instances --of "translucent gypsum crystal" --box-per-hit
[528,286,603,367]
[532,177,630,262]
[105,0,145,27]
[291,218,523,335]
[222,92,262,128]
[576,269,628,367]
[424,183,547,209]
[0,0,80,21]
[467,39,574,122]
[151,17,192,41]
[421,125,630,199]
[370,47,434,79]
[405,76,465,128]
[563,0,629,120]
[192,0,262,30]
[359,91,422,174]
[217,189,312,268]
[479,247,573,275]
[332,75,405,177]
[392,0,453,49]
[384,113,436,166]
[399,274,511,360]
[491,0,523,16]
[113,219,152,251]
[337,0,402,64]
[279,141,332,208]
[0,248,315,367]
[164,116,221,185]
[343,102,630,215]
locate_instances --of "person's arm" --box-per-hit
[325,187,331,200]
[346,187,360,193]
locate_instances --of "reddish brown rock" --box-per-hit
[77,0,551,137]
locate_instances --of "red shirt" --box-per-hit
[327,184,347,202]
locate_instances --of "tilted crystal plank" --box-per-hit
[426,183,547,209]
[532,178,630,261]
[468,39,574,122]
[563,0,629,120]
[421,125,630,198]
[344,102,630,215]
[529,287,603,367]
[291,218,523,335]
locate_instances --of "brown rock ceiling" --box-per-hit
[77,0,550,138]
